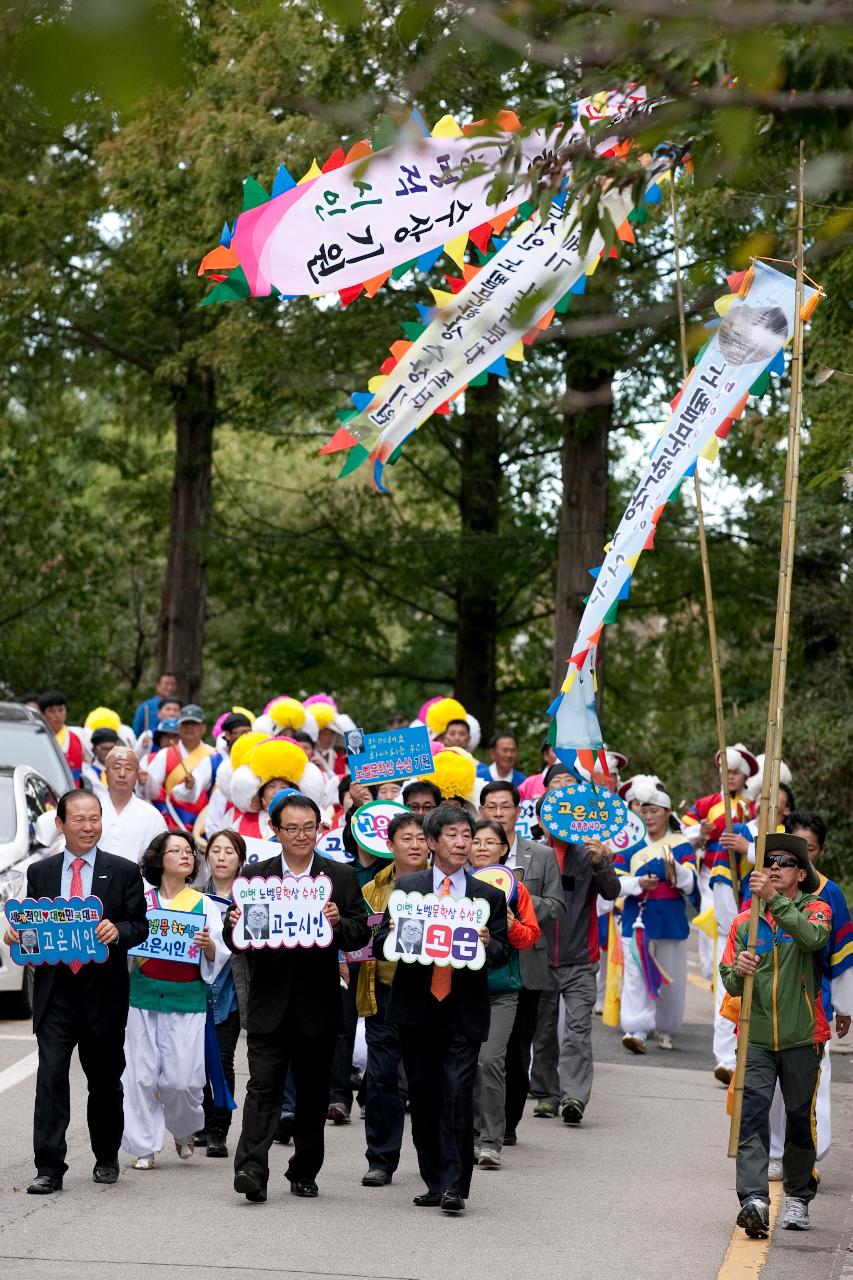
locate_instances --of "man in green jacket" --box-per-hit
[720,833,831,1238]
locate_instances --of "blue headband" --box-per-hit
[268,787,301,825]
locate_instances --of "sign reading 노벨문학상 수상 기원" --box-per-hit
[347,725,433,786]
[231,873,335,951]
[351,801,411,859]
[383,889,490,970]
[129,909,204,965]
[539,784,630,844]
[6,896,108,967]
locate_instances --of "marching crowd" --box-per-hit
[5,680,850,1239]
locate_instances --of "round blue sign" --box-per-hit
[539,784,630,844]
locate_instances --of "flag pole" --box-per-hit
[727,140,807,1158]
[668,174,737,899]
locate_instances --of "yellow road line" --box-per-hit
[716,1184,782,1280]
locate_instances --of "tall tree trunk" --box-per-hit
[455,378,501,741]
[156,366,215,702]
[552,377,612,696]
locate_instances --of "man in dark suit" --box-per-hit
[378,802,509,1215]
[228,791,369,1203]
[478,780,565,1141]
[3,790,147,1193]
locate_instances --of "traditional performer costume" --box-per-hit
[145,718,221,833]
[122,884,228,1162]
[55,724,85,786]
[682,744,757,1074]
[614,777,697,1048]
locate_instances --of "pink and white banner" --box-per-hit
[202,89,647,299]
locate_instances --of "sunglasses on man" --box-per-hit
[765,853,800,869]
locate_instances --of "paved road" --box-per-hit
[0,954,850,1280]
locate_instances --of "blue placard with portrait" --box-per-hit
[539,784,630,843]
[347,725,433,786]
[6,896,108,967]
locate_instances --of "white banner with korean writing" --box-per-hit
[564,260,814,669]
[335,155,669,480]
[227,89,647,297]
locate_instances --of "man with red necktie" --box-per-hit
[377,803,509,1215]
[3,790,147,1194]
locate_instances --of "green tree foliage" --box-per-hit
[0,1,850,853]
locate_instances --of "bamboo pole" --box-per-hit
[668,175,737,900]
[727,140,807,1158]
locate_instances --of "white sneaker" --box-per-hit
[768,1158,784,1181]
[622,1034,647,1055]
[132,1155,155,1170]
[782,1196,810,1231]
[653,1031,673,1050]
[478,1148,501,1170]
[593,1001,604,1015]
[175,1138,195,1161]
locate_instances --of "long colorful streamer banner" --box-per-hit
[198,89,647,305]
[323,153,671,489]
[553,259,818,720]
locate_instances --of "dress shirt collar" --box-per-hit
[432,864,468,898]
[63,846,97,870]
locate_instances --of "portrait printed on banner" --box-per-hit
[244,903,270,943]
[717,305,788,367]
[395,918,424,956]
[19,928,40,957]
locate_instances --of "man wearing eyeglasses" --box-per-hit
[227,791,370,1204]
[720,832,832,1239]
[478,781,564,1142]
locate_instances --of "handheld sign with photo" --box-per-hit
[351,801,410,860]
[472,864,517,907]
[129,909,204,965]
[383,889,489,971]
[231,873,334,950]
[7,896,108,968]
[539,784,630,844]
[316,827,354,864]
[608,810,647,858]
[347,726,433,786]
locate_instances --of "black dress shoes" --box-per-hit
[27,1174,63,1195]
[206,1139,228,1158]
[234,1169,267,1202]
[361,1168,392,1187]
[413,1190,442,1207]
[441,1190,465,1214]
[290,1180,319,1198]
[92,1163,119,1184]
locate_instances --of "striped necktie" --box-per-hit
[429,876,453,1002]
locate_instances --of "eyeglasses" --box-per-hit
[765,854,799,869]
[472,839,504,850]
[481,804,515,815]
[280,824,318,837]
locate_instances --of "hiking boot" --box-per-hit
[737,1196,770,1239]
